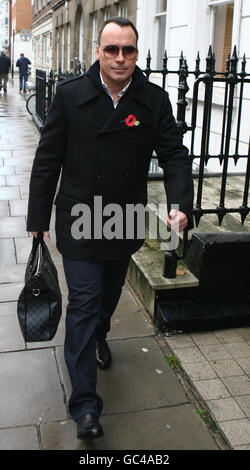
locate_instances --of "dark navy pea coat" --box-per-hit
[27,61,194,261]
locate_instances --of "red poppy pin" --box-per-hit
[121,114,140,127]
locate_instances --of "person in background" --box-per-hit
[0,51,11,92]
[16,53,31,93]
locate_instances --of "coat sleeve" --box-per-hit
[26,85,67,231]
[154,92,194,229]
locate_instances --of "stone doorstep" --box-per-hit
[127,234,199,317]
[135,176,250,318]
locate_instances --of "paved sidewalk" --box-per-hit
[0,79,247,451]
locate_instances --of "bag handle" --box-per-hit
[30,232,44,276]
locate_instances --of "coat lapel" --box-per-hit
[97,93,153,135]
[76,64,155,133]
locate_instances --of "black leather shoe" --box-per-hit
[77,413,103,439]
[96,339,112,369]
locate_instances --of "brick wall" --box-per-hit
[15,0,32,33]
[33,0,59,22]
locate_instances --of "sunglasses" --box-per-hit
[100,45,138,59]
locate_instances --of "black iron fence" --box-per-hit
[145,46,250,227]
[33,46,249,228]
[35,69,47,125]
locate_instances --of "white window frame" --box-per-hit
[91,12,98,64]
[79,12,84,67]
[104,6,112,21]
[208,0,234,6]
[154,1,167,69]
[118,1,128,18]
[61,26,65,72]
[56,29,60,70]
[43,33,50,66]
[35,36,40,65]
[208,0,235,44]
[67,23,71,72]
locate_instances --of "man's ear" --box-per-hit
[95,45,100,60]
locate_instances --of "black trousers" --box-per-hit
[62,256,131,421]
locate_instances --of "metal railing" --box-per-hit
[144,46,250,227]
[33,47,249,229]
[35,69,47,125]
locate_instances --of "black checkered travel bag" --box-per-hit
[17,232,62,342]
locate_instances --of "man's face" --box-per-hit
[96,23,138,88]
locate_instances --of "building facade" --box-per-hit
[31,0,59,76]
[10,0,32,72]
[30,0,249,174]
[136,0,250,173]
[31,0,136,75]
[0,0,10,53]
[51,0,136,73]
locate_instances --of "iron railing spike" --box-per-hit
[234,155,239,166]
[218,211,225,226]
[179,51,184,68]
[232,45,238,59]
[241,54,246,74]
[219,156,224,166]
[240,212,246,225]
[239,207,249,225]
[207,45,213,58]
[194,209,203,227]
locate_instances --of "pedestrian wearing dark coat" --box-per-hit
[27,17,194,439]
[0,51,11,92]
[16,53,31,92]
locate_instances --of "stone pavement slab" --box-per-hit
[235,395,250,417]
[0,238,16,265]
[0,263,26,283]
[0,166,14,175]
[0,281,24,302]
[0,301,25,352]
[0,200,9,216]
[0,426,40,450]
[0,349,68,427]
[56,336,189,416]
[40,404,219,450]
[9,199,28,216]
[0,186,20,200]
[108,290,154,340]
[206,398,246,422]
[0,216,27,238]
[163,326,250,449]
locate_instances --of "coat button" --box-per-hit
[96,171,101,179]
[129,136,135,143]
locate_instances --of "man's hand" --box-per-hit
[167,209,188,232]
[30,231,50,243]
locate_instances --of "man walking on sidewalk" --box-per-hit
[0,51,11,92]
[16,53,31,92]
[27,17,194,440]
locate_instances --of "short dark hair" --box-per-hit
[98,17,139,46]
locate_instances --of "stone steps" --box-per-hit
[127,176,250,320]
